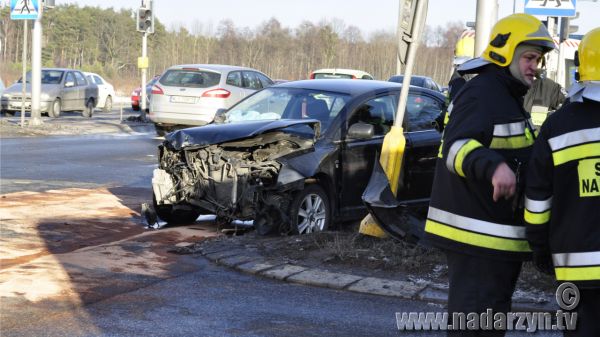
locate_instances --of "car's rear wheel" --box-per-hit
[48,99,61,118]
[103,95,112,113]
[289,184,330,235]
[82,99,94,118]
[153,195,201,225]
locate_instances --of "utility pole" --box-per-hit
[30,3,43,126]
[474,0,498,57]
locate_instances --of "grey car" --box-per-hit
[1,68,98,118]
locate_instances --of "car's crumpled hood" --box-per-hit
[165,119,321,150]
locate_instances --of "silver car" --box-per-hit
[148,64,273,131]
[1,68,98,118]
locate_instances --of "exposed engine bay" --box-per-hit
[152,131,314,225]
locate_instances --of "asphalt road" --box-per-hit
[0,118,560,336]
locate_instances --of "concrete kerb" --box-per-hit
[199,245,557,312]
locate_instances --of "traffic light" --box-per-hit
[136,2,154,34]
[559,12,579,42]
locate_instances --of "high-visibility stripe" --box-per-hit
[548,127,600,151]
[493,121,527,137]
[446,139,483,177]
[552,142,600,166]
[425,220,531,252]
[437,140,444,158]
[524,209,550,225]
[553,251,600,267]
[525,196,553,213]
[490,135,534,149]
[555,266,600,281]
[427,207,526,239]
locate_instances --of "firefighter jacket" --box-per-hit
[525,97,600,288]
[425,65,535,261]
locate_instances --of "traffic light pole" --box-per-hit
[141,31,148,112]
[21,20,27,128]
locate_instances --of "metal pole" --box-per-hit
[474,0,497,57]
[141,32,147,113]
[394,0,428,127]
[30,4,43,126]
[21,20,28,128]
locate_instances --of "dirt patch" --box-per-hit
[199,225,557,293]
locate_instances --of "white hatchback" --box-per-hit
[149,64,273,130]
[84,72,115,112]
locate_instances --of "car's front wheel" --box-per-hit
[48,99,61,118]
[289,184,330,234]
[103,95,112,113]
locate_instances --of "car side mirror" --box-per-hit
[348,122,374,139]
[65,81,75,87]
[213,108,228,123]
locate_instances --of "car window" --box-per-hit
[226,87,350,132]
[74,72,87,86]
[65,72,76,86]
[93,76,104,85]
[226,71,242,87]
[256,72,274,88]
[406,94,442,131]
[159,69,221,88]
[348,95,397,136]
[242,71,262,90]
[313,73,354,79]
[38,70,64,84]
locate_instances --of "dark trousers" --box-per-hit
[445,250,522,337]
[564,288,600,337]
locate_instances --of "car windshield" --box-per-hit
[159,69,220,88]
[226,87,351,132]
[18,70,64,84]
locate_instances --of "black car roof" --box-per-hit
[274,79,444,99]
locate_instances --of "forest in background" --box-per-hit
[1,4,465,94]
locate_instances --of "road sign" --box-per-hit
[524,0,576,17]
[10,0,40,20]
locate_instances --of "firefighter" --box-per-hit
[523,58,566,127]
[423,14,555,336]
[524,27,600,337]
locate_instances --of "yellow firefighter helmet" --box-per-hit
[482,13,555,67]
[576,27,600,82]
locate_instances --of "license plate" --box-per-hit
[170,96,196,104]
[10,102,31,109]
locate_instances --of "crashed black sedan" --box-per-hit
[151,79,443,235]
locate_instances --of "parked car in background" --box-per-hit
[0,77,5,95]
[310,68,374,80]
[131,75,160,111]
[151,80,444,235]
[388,75,443,93]
[84,72,115,112]
[1,68,98,118]
[149,64,274,133]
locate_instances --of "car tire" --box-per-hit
[155,124,170,137]
[289,184,330,235]
[152,195,201,225]
[48,99,61,118]
[103,95,112,113]
[82,99,94,118]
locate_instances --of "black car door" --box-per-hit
[397,92,443,202]
[339,94,397,219]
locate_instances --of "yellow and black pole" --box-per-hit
[359,0,429,237]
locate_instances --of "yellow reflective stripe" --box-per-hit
[490,135,534,149]
[454,140,483,177]
[524,209,551,225]
[438,140,444,158]
[555,266,600,281]
[552,142,600,166]
[443,112,450,126]
[425,219,531,252]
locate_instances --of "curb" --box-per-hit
[197,244,557,312]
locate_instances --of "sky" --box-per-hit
[6,0,599,36]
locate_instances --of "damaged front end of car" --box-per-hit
[151,120,321,234]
